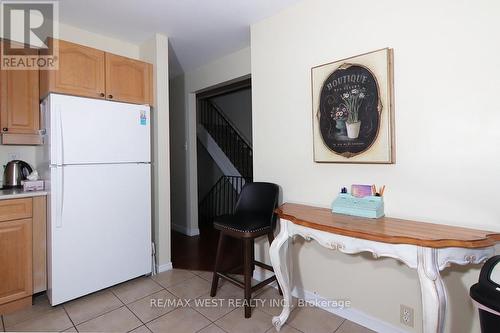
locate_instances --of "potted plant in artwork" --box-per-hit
[341,88,366,139]
[331,106,348,137]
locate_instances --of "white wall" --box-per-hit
[140,34,171,271]
[169,47,251,235]
[59,22,140,59]
[169,74,189,235]
[251,0,500,332]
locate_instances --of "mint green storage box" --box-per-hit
[331,193,384,219]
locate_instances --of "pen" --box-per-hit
[380,185,386,196]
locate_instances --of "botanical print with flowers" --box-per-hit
[316,63,382,159]
[311,48,394,163]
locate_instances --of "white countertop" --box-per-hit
[0,188,48,200]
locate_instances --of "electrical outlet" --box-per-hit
[8,152,19,161]
[400,304,414,327]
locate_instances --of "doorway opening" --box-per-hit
[172,78,252,271]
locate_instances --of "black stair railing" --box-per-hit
[199,176,251,228]
[199,99,253,178]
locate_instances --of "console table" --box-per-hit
[269,203,500,333]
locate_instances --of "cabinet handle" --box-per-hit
[99,92,105,97]
[2,128,7,132]
[108,94,113,99]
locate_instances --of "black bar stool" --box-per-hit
[210,182,282,318]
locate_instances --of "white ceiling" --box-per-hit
[58,0,301,77]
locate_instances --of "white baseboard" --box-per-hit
[253,267,408,333]
[172,223,200,236]
[297,288,409,333]
[157,262,173,273]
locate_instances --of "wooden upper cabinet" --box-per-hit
[40,40,152,105]
[40,39,105,100]
[0,47,40,134]
[105,53,152,105]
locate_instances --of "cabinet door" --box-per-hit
[0,63,40,134]
[105,53,152,105]
[40,39,105,100]
[0,218,32,305]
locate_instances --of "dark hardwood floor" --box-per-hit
[171,226,243,272]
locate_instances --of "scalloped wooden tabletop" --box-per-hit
[276,203,500,248]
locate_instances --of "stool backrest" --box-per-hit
[234,182,279,227]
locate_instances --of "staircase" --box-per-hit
[197,99,253,227]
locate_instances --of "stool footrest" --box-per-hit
[254,260,274,272]
[215,271,277,294]
[251,275,277,293]
[216,272,245,289]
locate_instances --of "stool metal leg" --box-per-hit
[210,232,226,297]
[244,238,253,318]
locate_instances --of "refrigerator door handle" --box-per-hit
[55,104,64,165]
[55,167,64,228]
[61,166,65,222]
[60,110,65,164]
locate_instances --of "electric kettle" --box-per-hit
[2,160,33,188]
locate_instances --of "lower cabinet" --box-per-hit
[0,217,32,313]
[0,196,46,315]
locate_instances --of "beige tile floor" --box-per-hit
[0,269,375,333]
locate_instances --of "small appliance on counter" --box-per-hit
[2,160,33,188]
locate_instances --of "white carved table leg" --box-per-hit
[418,247,447,333]
[270,219,292,331]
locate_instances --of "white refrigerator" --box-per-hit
[41,94,152,305]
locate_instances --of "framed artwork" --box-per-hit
[311,48,395,163]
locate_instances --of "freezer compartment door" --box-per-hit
[47,163,151,305]
[46,94,150,165]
